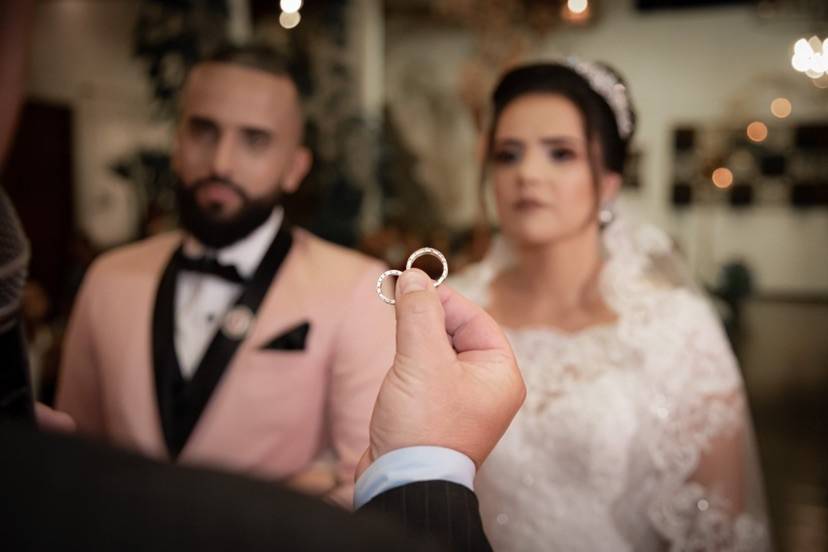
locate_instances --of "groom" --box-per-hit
[56,44,395,506]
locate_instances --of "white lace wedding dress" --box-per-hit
[450,213,771,552]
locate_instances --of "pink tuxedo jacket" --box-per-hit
[56,228,395,507]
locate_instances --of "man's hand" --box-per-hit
[356,269,525,479]
[283,461,338,497]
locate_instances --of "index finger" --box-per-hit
[437,284,512,356]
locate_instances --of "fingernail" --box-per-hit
[398,269,430,295]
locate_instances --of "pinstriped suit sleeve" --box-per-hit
[359,481,493,552]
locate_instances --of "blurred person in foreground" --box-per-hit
[450,61,772,551]
[55,44,395,507]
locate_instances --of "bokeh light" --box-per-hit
[711,167,734,189]
[279,11,301,29]
[770,98,792,119]
[567,0,589,14]
[746,121,768,143]
[280,0,302,13]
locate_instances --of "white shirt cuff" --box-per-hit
[353,446,476,510]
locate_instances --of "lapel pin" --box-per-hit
[222,305,254,340]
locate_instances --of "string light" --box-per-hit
[279,10,301,29]
[280,0,302,13]
[711,167,734,189]
[562,0,590,23]
[746,121,768,143]
[791,36,828,79]
[567,0,588,14]
[770,98,792,119]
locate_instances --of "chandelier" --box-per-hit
[791,36,828,88]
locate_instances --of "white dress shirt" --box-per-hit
[174,208,284,378]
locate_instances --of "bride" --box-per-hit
[451,61,771,551]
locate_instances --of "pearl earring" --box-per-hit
[598,205,615,226]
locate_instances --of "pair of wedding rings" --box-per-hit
[375,247,448,305]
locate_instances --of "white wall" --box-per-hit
[387,1,828,294]
[385,27,479,230]
[27,0,170,247]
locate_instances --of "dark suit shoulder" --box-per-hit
[359,481,492,552]
[0,425,442,552]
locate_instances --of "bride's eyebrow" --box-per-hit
[539,136,582,147]
[492,135,583,149]
[492,137,523,148]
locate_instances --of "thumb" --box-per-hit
[35,403,76,433]
[394,269,453,362]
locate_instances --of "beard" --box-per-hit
[175,174,282,249]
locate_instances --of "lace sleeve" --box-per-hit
[645,292,772,551]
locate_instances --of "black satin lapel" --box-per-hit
[168,226,294,458]
[152,247,186,458]
[260,321,310,351]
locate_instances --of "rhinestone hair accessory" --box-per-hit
[376,247,449,305]
[565,57,634,140]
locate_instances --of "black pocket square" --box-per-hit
[260,321,310,351]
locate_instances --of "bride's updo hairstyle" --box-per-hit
[481,60,637,196]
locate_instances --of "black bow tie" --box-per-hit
[177,254,246,284]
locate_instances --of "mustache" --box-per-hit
[188,176,250,203]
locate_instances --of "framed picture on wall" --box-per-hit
[670,121,828,209]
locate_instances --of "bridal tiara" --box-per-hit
[565,57,634,140]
